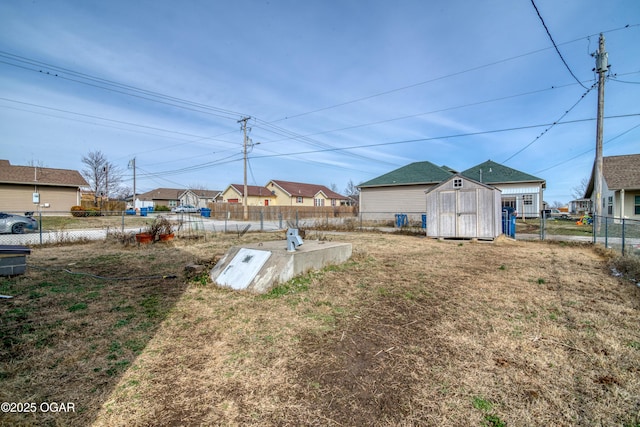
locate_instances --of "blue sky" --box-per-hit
[1,0,639,204]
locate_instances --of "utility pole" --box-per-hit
[129,158,136,210]
[593,33,608,227]
[238,117,251,221]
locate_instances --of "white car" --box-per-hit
[171,205,199,213]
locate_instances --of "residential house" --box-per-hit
[0,159,88,212]
[265,180,347,207]
[585,154,640,220]
[569,198,592,215]
[221,184,275,206]
[135,187,222,210]
[358,161,456,220]
[359,159,545,219]
[460,160,546,218]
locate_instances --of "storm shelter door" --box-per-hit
[457,189,478,238]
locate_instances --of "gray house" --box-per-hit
[426,174,502,240]
[585,154,640,220]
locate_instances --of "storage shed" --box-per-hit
[426,175,502,240]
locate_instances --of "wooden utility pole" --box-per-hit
[593,33,607,225]
[238,117,251,221]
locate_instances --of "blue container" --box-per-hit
[395,214,408,227]
[147,206,154,213]
[502,208,516,238]
[125,209,136,215]
[200,208,211,218]
[421,214,427,229]
[140,207,148,217]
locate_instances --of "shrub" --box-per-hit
[70,206,87,217]
[154,205,170,212]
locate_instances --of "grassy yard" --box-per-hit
[1,232,639,426]
[516,217,594,237]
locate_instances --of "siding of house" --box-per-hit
[360,185,433,219]
[497,184,544,218]
[1,184,81,212]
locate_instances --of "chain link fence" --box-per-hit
[0,208,433,246]
[593,215,640,257]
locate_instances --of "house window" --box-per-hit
[453,178,463,188]
[314,198,325,207]
[331,199,336,207]
[635,196,640,215]
[296,196,303,204]
[523,194,533,205]
[607,196,613,215]
[169,200,177,207]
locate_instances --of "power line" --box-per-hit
[248,113,640,161]
[502,82,597,163]
[534,121,640,174]
[530,0,589,89]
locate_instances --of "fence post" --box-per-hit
[296,210,299,228]
[260,210,264,231]
[604,216,608,249]
[121,210,125,233]
[279,212,283,230]
[621,218,626,256]
[39,211,43,245]
[540,211,545,241]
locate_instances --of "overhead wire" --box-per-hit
[534,121,640,174]
[530,0,589,89]
[502,82,597,163]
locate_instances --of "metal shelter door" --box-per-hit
[457,190,477,238]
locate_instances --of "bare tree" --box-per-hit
[344,179,360,206]
[81,150,123,206]
[571,177,590,200]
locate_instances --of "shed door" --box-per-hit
[438,191,457,237]
[457,190,477,238]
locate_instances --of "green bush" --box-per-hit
[155,205,170,212]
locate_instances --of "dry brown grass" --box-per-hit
[1,233,639,427]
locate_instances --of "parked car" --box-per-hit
[542,209,571,220]
[0,212,39,234]
[171,205,200,213]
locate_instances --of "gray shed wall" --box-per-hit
[426,178,502,239]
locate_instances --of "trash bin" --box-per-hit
[421,214,427,229]
[140,207,148,217]
[200,208,211,218]
[502,207,516,238]
[147,206,154,213]
[125,209,136,215]
[395,214,408,227]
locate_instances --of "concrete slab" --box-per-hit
[211,240,352,293]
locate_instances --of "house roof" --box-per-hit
[137,188,185,201]
[228,184,274,197]
[137,187,222,201]
[425,173,501,195]
[0,159,87,187]
[585,154,640,196]
[460,160,545,186]
[269,180,346,199]
[182,189,222,198]
[358,161,454,188]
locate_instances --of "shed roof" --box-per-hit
[137,188,185,201]
[269,180,346,199]
[460,160,545,186]
[0,159,87,187]
[358,161,454,188]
